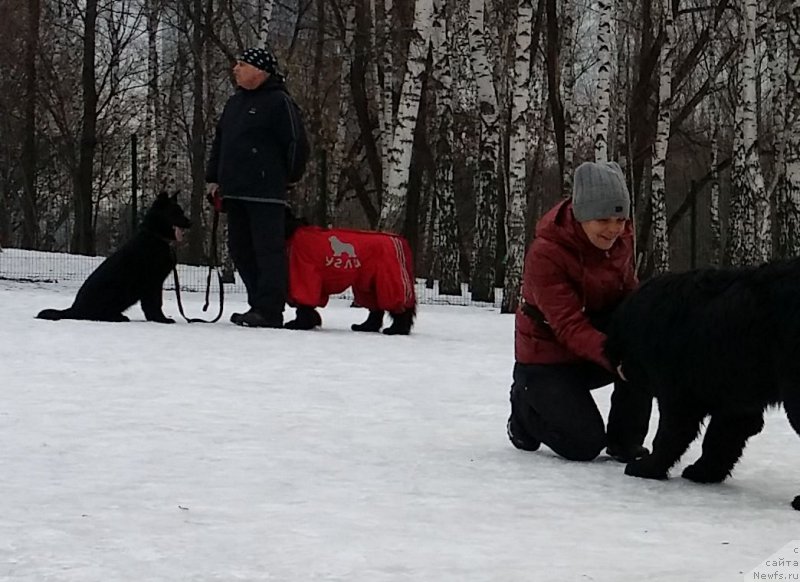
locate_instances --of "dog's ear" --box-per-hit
[157,191,169,201]
[170,191,179,202]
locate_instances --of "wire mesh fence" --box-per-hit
[0,248,503,308]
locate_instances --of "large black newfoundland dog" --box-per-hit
[604,258,800,510]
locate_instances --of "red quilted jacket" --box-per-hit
[514,199,637,370]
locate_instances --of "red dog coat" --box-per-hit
[287,226,416,313]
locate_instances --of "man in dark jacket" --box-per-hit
[206,47,304,328]
[507,161,652,463]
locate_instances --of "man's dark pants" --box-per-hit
[226,199,287,320]
[510,361,652,461]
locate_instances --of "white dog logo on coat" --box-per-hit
[329,235,357,258]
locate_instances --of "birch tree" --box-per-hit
[144,0,161,201]
[380,0,394,199]
[650,1,674,273]
[593,0,612,163]
[502,0,533,313]
[709,23,723,265]
[727,0,768,266]
[778,0,800,258]
[378,0,434,233]
[258,0,275,47]
[561,0,577,196]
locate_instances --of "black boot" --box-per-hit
[236,309,283,328]
[383,309,414,335]
[351,309,384,332]
[285,306,322,330]
[230,308,256,325]
[507,385,541,452]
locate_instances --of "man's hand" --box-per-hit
[206,183,222,211]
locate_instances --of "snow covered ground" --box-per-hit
[0,268,798,581]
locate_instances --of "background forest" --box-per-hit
[0,0,798,311]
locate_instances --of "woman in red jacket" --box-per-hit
[507,161,652,462]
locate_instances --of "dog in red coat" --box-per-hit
[283,218,416,334]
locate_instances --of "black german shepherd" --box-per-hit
[37,192,192,323]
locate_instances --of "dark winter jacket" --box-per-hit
[514,199,637,370]
[206,77,302,202]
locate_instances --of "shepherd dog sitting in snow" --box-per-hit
[604,257,800,510]
[283,212,416,334]
[36,192,191,324]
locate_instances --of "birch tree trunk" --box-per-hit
[380,0,394,202]
[593,0,613,163]
[71,0,99,255]
[778,0,800,258]
[727,94,755,265]
[468,0,500,302]
[144,0,160,201]
[258,0,275,47]
[650,1,674,273]
[561,0,576,196]
[378,0,434,233]
[749,0,771,263]
[767,3,786,193]
[430,0,461,296]
[327,4,356,226]
[709,24,723,265]
[728,0,769,265]
[502,0,533,314]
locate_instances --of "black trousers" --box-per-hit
[510,361,652,461]
[226,199,286,318]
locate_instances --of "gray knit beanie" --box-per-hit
[572,161,630,222]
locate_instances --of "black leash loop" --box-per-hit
[172,209,224,323]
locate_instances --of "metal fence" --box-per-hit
[0,248,502,308]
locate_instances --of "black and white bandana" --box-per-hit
[239,47,279,75]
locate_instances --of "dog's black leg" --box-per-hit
[285,306,322,330]
[36,308,69,320]
[781,383,800,510]
[682,412,764,483]
[626,400,704,480]
[351,309,384,332]
[141,287,174,323]
[382,307,415,335]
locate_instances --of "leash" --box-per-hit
[172,208,225,323]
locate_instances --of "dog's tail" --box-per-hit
[36,308,72,321]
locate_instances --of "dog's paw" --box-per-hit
[151,316,175,324]
[681,461,729,484]
[792,495,800,511]
[625,456,668,480]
